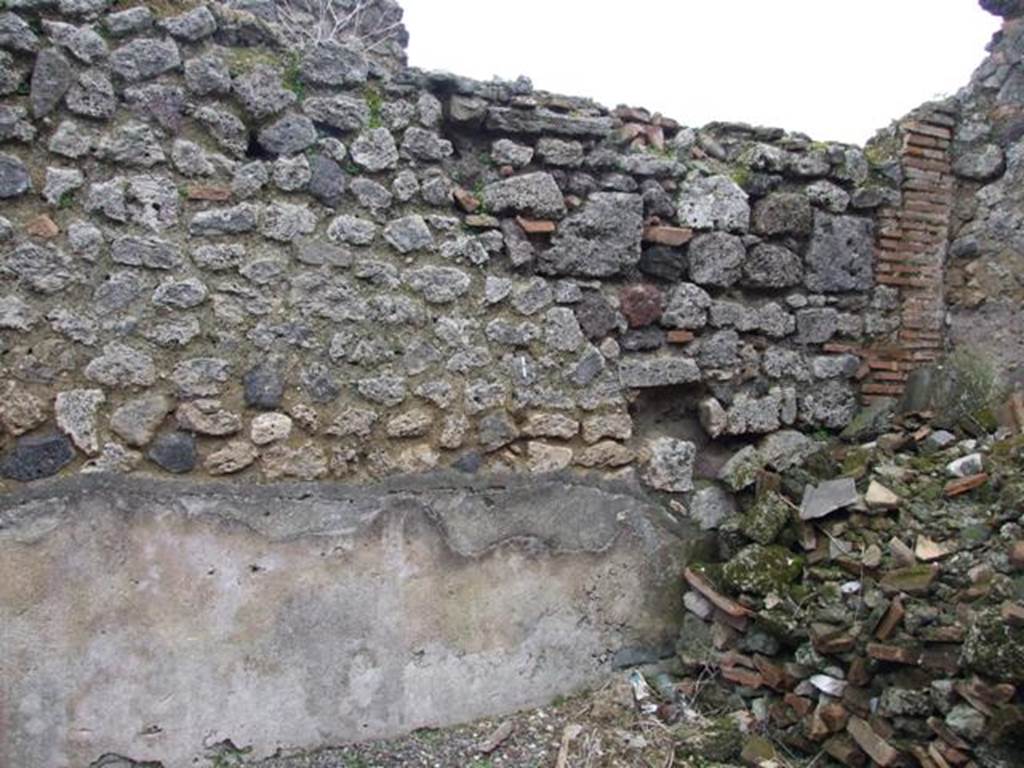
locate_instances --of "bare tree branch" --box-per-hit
[272,0,401,52]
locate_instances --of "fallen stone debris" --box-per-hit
[667,390,1024,767]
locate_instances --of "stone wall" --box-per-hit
[947,1,1024,386]
[4,2,1022,766]
[0,0,907,495]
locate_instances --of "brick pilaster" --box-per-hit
[861,107,956,400]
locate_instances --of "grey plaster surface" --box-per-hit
[0,472,692,768]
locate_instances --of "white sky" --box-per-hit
[400,0,1000,145]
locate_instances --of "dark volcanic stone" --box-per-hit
[620,327,666,352]
[981,0,1024,18]
[0,432,74,482]
[307,153,347,208]
[300,364,340,404]
[0,152,31,198]
[639,245,687,282]
[147,431,196,474]
[574,291,619,339]
[244,363,284,410]
[31,47,73,118]
[453,451,483,474]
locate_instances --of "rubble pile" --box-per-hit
[676,386,1024,767]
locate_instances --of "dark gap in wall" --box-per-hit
[245,131,274,160]
[628,386,749,480]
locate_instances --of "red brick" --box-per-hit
[847,716,901,767]
[862,383,906,396]
[1010,541,1024,570]
[187,184,232,201]
[25,214,59,239]
[666,329,695,344]
[867,642,921,665]
[944,473,989,497]
[683,568,752,618]
[875,597,905,640]
[721,665,763,688]
[1003,602,1024,627]
[928,716,972,752]
[515,216,556,234]
[903,120,953,139]
[643,224,693,246]
[824,734,867,767]
[453,187,480,213]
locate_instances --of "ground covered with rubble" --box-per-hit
[671,365,1024,768]
[217,676,787,768]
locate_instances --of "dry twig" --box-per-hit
[273,0,401,52]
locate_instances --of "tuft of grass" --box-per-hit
[225,48,283,78]
[205,741,252,768]
[283,53,305,100]
[645,142,674,159]
[112,0,201,18]
[57,190,75,209]
[364,85,383,130]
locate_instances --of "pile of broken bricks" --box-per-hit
[676,411,1024,767]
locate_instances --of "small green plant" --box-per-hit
[364,85,383,129]
[283,53,305,100]
[205,740,252,768]
[57,190,75,209]
[225,48,282,77]
[864,131,900,168]
[414,727,444,745]
[729,165,752,189]
[644,142,674,159]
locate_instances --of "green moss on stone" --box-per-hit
[864,134,900,167]
[675,715,743,762]
[962,608,1024,684]
[841,446,873,479]
[755,606,805,642]
[722,544,803,596]
[739,491,791,545]
[729,166,751,189]
[881,564,937,594]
